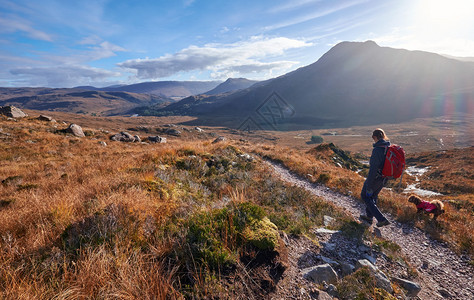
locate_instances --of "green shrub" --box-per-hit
[185,202,278,270]
[310,135,323,144]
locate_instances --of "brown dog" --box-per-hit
[408,195,445,220]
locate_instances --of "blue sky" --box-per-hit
[1,0,474,87]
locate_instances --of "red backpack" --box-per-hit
[381,144,405,179]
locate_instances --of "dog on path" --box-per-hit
[408,195,445,220]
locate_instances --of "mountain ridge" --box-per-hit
[154,41,474,129]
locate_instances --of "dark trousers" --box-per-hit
[361,178,387,222]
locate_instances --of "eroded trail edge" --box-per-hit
[266,160,474,299]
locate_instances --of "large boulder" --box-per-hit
[65,124,85,137]
[110,132,135,142]
[391,277,421,297]
[0,106,27,118]
[148,136,167,143]
[164,128,181,136]
[212,136,227,144]
[355,259,393,293]
[38,115,55,122]
[303,263,338,284]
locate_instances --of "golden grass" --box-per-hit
[1,114,472,298]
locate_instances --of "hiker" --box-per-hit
[359,128,391,227]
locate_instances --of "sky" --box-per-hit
[1,0,474,88]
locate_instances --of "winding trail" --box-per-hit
[266,161,474,299]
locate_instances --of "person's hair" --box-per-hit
[372,128,388,140]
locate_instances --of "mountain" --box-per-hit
[0,88,170,116]
[203,78,259,95]
[99,81,221,100]
[155,41,474,130]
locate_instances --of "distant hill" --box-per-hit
[88,81,222,100]
[203,78,259,95]
[154,41,474,130]
[0,88,170,116]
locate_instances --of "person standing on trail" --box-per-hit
[359,128,391,227]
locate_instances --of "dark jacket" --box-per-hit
[365,139,390,192]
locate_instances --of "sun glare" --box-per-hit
[415,0,474,33]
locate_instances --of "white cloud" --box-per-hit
[118,36,311,79]
[264,0,368,31]
[269,0,322,14]
[10,65,121,87]
[0,15,53,41]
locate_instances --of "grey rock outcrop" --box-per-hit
[303,263,338,284]
[355,259,393,293]
[38,115,55,122]
[148,136,166,143]
[65,124,85,137]
[164,128,181,136]
[212,136,227,144]
[0,106,27,118]
[110,132,135,142]
[391,277,421,297]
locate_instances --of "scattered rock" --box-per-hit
[133,135,141,142]
[110,132,135,142]
[315,228,339,234]
[326,284,338,298]
[239,153,254,161]
[303,263,338,284]
[356,259,378,273]
[437,289,452,298]
[98,141,107,147]
[164,128,181,136]
[147,136,166,143]
[212,136,227,143]
[341,262,355,276]
[323,215,335,227]
[0,106,27,118]
[65,124,85,137]
[320,255,338,266]
[317,290,333,300]
[362,253,377,265]
[322,242,336,252]
[195,126,204,132]
[37,115,55,122]
[356,259,393,293]
[374,271,393,293]
[391,277,421,297]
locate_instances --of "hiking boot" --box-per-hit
[376,220,390,227]
[359,215,373,224]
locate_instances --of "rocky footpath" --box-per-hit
[267,161,474,299]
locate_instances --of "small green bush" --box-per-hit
[185,202,278,270]
[310,135,323,144]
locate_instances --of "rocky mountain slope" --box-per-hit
[93,80,221,99]
[0,88,170,116]
[155,41,474,130]
[203,78,259,95]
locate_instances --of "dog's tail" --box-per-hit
[433,200,445,212]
